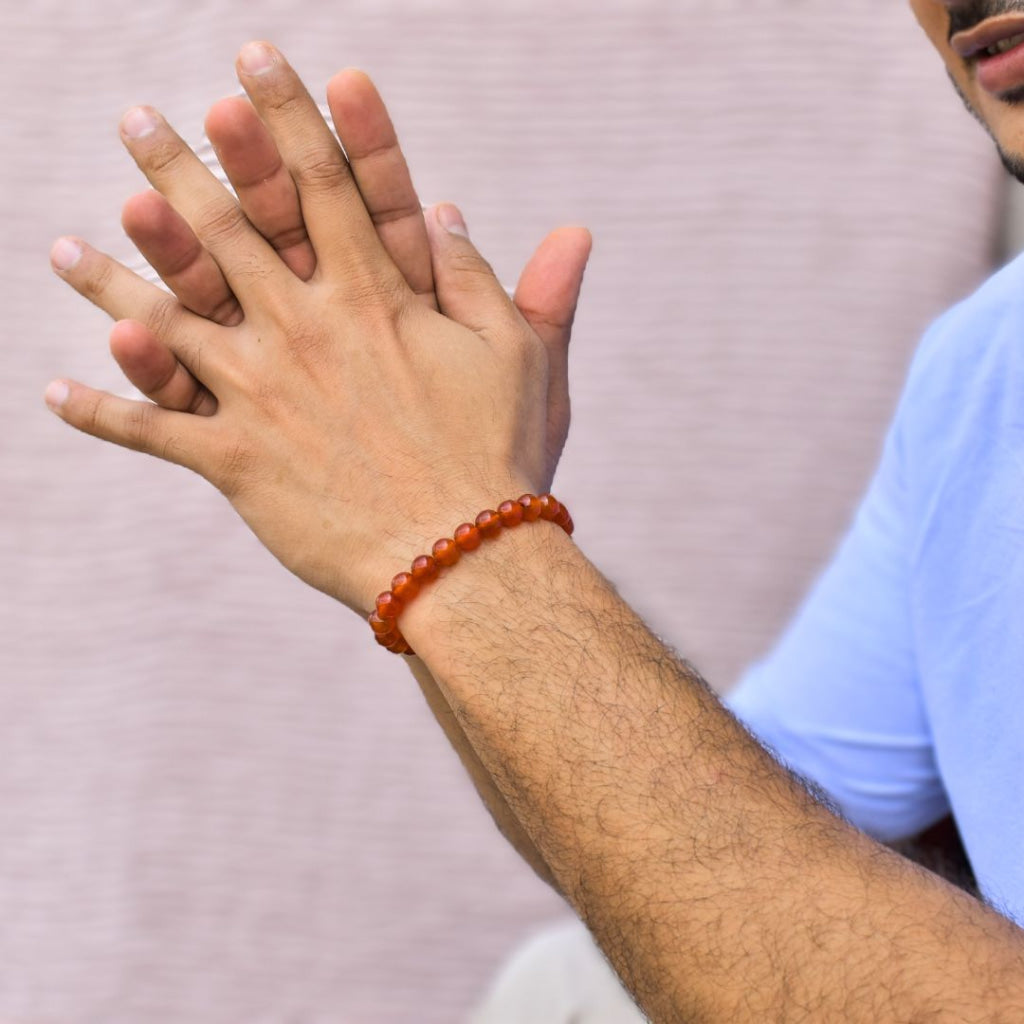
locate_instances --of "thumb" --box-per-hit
[424,203,519,336]
[513,226,592,381]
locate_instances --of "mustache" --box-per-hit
[949,0,1024,38]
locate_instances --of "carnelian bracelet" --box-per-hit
[368,493,574,656]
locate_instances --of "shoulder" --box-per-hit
[893,256,1024,489]
[904,255,1024,416]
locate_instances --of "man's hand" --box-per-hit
[86,57,588,889]
[109,67,590,484]
[47,42,589,615]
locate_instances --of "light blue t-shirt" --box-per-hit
[727,254,1024,920]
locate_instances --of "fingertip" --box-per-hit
[434,202,469,239]
[204,93,254,137]
[44,379,70,413]
[237,40,278,78]
[49,236,83,274]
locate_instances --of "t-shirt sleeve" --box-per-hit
[726,341,950,843]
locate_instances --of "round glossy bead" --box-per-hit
[538,494,562,521]
[475,509,502,539]
[411,554,439,585]
[518,493,543,522]
[375,591,403,619]
[454,522,482,552]
[374,628,400,647]
[388,637,412,656]
[390,572,420,603]
[498,500,525,528]
[368,612,393,635]
[564,514,575,536]
[554,505,572,532]
[432,537,461,567]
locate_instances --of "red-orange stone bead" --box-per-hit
[518,493,543,522]
[564,514,575,536]
[390,572,420,603]
[368,612,393,635]
[432,537,461,567]
[374,628,400,647]
[554,506,572,532]
[475,509,502,539]
[454,522,482,552]
[375,591,403,620]
[538,494,561,521]
[388,637,412,656]
[498,500,525,528]
[411,554,439,585]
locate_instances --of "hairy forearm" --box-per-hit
[405,657,559,890]
[402,523,1024,1022]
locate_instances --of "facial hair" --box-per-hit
[949,0,1024,38]
[947,71,1024,182]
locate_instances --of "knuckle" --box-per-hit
[292,150,349,193]
[261,87,305,119]
[143,138,189,179]
[216,440,257,496]
[340,272,408,325]
[449,249,496,280]
[81,257,115,304]
[145,294,183,342]
[122,402,155,450]
[196,199,250,249]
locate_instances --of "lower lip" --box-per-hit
[976,41,1024,96]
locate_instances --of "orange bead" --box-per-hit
[475,509,502,539]
[375,591,403,620]
[368,612,393,635]
[411,554,439,585]
[518,494,543,522]
[564,514,575,536]
[391,571,420,603]
[538,494,562,521]
[370,495,574,655]
[432,537,461,567]
[498,500,525,528]
[374,628,400,647]
[454,522,482,552]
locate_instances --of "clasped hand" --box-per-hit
[47,42,590,615]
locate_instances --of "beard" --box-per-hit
[949,1,1024,38]
[948,72,1024,183]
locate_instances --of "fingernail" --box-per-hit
[239,41,276,76]
[121,106,158,139]
[437,203,469,238]
[44,380,69,411]
[50,237,82,272]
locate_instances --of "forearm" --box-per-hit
[401,523,1024,1022]
[405,657,559,890]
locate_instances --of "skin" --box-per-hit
[45,32,1024,1023]
[106,67,588,888]
[911,0,1024,169]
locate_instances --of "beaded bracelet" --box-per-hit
[368,493,574,656]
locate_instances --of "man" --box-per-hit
[43,3,1024,1018]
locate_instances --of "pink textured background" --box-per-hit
[0,2,1005,1021]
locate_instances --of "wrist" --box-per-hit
[397,510,578,669]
